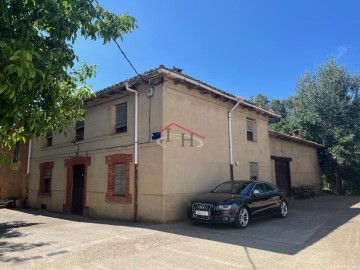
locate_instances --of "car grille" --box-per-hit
[192,203,213,220]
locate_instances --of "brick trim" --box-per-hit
[63,156,91,213]
[105,154,132,203]
[38,162,54,196]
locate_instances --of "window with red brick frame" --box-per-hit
[38,162,54,196]
[105,154,132,202]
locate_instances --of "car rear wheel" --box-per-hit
[234,207,249,228]
[278,200,288,218]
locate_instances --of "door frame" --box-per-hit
[71,164,85,215]
[271,156,292,196]
[63,156,91,214]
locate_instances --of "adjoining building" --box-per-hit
[28,66,322,222]
[0,141,29,201]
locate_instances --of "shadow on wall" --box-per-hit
[0,220,52,262]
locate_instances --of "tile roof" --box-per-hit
[269,130,324,149]
[87,65,279,117]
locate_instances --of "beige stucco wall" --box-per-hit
[29,83,164,221]
[161,79,272,221]
[269,136,322,191]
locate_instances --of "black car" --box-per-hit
[188,180,288,228]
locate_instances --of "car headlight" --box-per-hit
[215,204,232,210]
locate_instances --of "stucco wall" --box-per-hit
[29,83,164,221]
[0,142,29,200]
[269,136,322,191]
[161,79,272,221]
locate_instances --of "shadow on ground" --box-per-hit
[0,221,52,262]
[3,194,360,257]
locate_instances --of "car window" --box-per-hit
[265,183,277,192]
[253,183,267,193]
[212,181,250,194]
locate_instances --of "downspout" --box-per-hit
[27,139,32,174]
[26,139,32,205]
[228,99,241,181]
[124,82,139,222]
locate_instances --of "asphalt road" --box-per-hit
[1,194,360,270]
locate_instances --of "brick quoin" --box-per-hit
[63,156,91,213]
[105,153,132,203]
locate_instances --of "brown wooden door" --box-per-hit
[275,160,292,196]
[71,165,85,215]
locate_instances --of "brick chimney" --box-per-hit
[292,129,304,139]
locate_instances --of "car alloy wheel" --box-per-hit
[235,207,249,228]
[279,201,288,218]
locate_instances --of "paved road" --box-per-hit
[1,195,360,270]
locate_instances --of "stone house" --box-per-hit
[28,66,322,222]
[0,141,29,201]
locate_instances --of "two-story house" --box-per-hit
[28,66,322,222]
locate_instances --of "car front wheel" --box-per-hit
[234,206,249,228]
[278,200,288,218]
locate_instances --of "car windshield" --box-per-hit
[212,181,251,194]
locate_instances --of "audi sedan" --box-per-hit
[188,180,288,228]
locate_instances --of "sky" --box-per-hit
[73,0,360,100]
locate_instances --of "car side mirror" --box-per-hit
[253,189,260,196]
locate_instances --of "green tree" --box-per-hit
[264,60,360,194]
[0,0,136,156]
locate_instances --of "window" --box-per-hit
[246,118,256,141]
[75,121,84,141]
[38,162,54,196]
[46,132,53,147]
[253,183,267,193]
[105,153,133,202]
[250,162,258,180]
[12,141,20,163]
[114,164,126,196]
[115,102,127,133]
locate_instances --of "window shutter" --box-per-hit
[250,162,258,180]
[116,103,127,128]
[247,119,254,132]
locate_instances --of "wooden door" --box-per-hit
[71,165,85,215]
[275,160,292,196]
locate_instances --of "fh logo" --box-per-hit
[156,123,205,148]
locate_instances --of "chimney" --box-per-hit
[292,129,304,139]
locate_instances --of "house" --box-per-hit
[28,66,322,222]
[0,141,29,201]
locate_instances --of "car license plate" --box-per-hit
[195,210,209,216]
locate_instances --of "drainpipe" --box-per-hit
[124,82,139,222]
[228,99,241,181]
[26,139,32,174]
[26,139,32,205]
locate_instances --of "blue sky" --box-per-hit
[74,0,360,100]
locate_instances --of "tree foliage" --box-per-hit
[0,0,136,151]
[251,60,360,194]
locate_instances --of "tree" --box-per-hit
[0,1,136,155]
[260,60,360,194]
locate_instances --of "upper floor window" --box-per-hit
[250,162,258,180]
[115,102,127,133]
[46,132,53,147]
[246,118,256,141]
[12,141,20,163]
[75,121,84,141]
